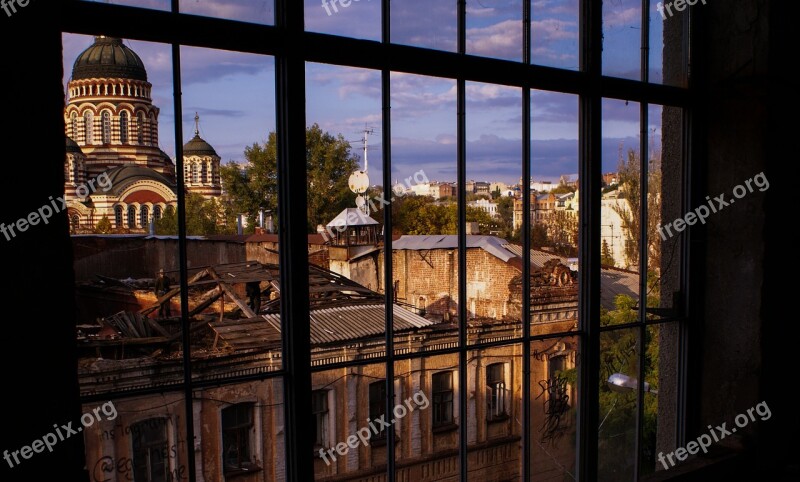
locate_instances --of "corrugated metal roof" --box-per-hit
[326,208,379,227]
[261,303,433,345]
[600,268,640,310]
[393,235,515,262]
[501,244,568,268]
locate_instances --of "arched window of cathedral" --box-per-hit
[70,214,80,233]
[191,162,199,184]
[137,112,145,144]
[73,158,80,185]
[84,112,93,145]
[119,111,129,144]
[150,113,158,145]
[127,206,136,228]
[201,162,208,184]
[71,112,78,139]
[153,205,162,222]
[140,206,150,228]
[115,206,123,228]
[102,111,111,144]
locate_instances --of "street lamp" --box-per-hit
[607,372,658,394]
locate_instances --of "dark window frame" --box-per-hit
[62,1,694,481]
[432,371,455,428]
[221,403,256,474]
[368,380,388,440]
[486,363,508,421]
[131,418,170,482]
[311,389,329,449]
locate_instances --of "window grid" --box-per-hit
[63,1,692,482]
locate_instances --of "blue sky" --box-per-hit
[66,0,666,185]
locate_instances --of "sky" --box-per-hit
[66,0,666,186]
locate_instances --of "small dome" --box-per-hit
[72,37,147,82]
[66,136,83,154]
[183,134,218,157]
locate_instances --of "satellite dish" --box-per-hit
[349,170,370,194]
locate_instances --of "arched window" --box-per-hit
[153,205,162,222]
[150,113,158,145]
[201,162,208,184]
[102,111,111,144]
[72,158,80,185]
[114,206,123,228]
[70,113,78,139]
[127,206,136,228]
[70,214,80,233]
[137,112,145,144]
[119,111,129,144]
[140,206,149,228]
[84,112,93,144]
[191,162,199,183]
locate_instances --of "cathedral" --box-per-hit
[64,36,222,233]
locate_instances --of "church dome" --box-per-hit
[183,134,218,157]
[72,37,148,82]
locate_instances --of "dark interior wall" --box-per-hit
[698,0,768,432]
[694,0,797,478]
[0,2,87,481]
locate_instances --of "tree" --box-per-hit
[613,148,662,270]
[601,239,615,267]
[546,210,578,256]
[597,294,657,478]
[531,223,548,248]
[495,196,515,238]
[392,196,499,235]
[551,182,576,194]
[154,193,231,236]
[220,124,360,233]
[94,214,112,234]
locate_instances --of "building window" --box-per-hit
[432,371,454,427]
[137,112,145,144]
[150,113,158,145]
[191,162,199,184]
[115,206,123,228]
[70,112,78,139]
[486,363,507,421]
[369,381,387,440]
[201,162,208,184]
[83,111,93,144]
[131,418,169,482]
[119,111,129,144]
[140,206,150,228]
[102,111,111,144]
[153,205,162,222]
[127,206,136,228]
[70,214,80,233]
[311,390,329,448]
[221,403,255,473]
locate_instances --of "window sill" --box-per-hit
[487,413,510,423]
[369,434,400,447]
[432,422,458,434]
[224,464,262,479]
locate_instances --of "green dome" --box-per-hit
[183,134,218,157]
[72,37,148,82]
